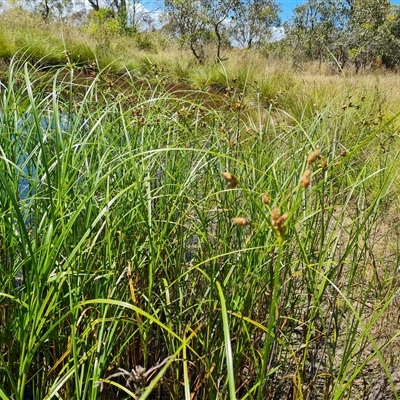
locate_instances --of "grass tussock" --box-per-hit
[0,43,400,400]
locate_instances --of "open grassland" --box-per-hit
[1,13,400,399]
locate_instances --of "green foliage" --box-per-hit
[68,43,96,63]
[348,1,400,70]
[285,0,352,69]
[164,0,210,63]
[0,32,15,59]
[229,0,281,49]
[134,33,157,52]
[85,8,122,48]
[285,0,400,71]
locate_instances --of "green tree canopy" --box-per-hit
[285,0,400,71]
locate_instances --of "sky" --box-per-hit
[279,0,400,21]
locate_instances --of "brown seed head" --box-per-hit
[262,193,270,205]
[300,169,311,188]
[271,207,288,236]
[221,171,238,189]
[307,149,320,165]
[221,171,234,182]
[231,217,250,226]
[318,159,328,169]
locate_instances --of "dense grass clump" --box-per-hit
[0,58,400,400]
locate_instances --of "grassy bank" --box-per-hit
[1,42,400,400]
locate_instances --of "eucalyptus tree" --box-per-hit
[21,0,84,19]
[87,0,100,10]
[285,0,352,69]
[347,0,399,71]
[203,0,232,61]
[164,0,280,62]
[86,0,127,29]
[164,0,235,62]
[229,0,281,49]
[164,0,211,63]
[286,0,400,71]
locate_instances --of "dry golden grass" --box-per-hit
[292,71,400,114]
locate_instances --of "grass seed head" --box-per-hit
[271,207,288,237]
[221,171,238,189]
[318,159,328,169]
[300,169,311,188]
[262,193,270,205]
[307,149,320,165]
[232,217,250,226]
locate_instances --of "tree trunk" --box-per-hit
[42,0,50,19]
[215,20,228,62]
[87,0,100,11]
[119,0,127,29]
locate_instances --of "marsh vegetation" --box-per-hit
[1,5,400,400]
